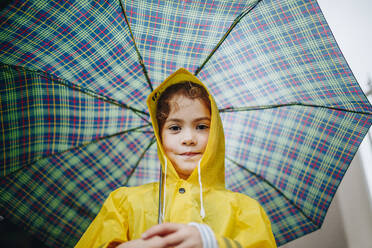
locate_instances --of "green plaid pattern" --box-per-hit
[126,139,160,187]
[0,0,151,112]
[223,106,371,243]
[0,129,154,247]
[122,0,260,85]
[198,0,371,113]
[1,64,149,176]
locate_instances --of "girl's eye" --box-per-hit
[169,125,181,131]
[197,124,209,130]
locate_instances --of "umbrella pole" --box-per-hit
[158,164,163,224]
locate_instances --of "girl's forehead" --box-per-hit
[166,98,210,123]
[168,95,210,113]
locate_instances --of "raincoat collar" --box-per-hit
[147,68,225,190]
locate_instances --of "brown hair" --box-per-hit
[156,81,211,132]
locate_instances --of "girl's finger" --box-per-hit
[161,229,187,246]
[142,223,183,239]
[163,225,201,248]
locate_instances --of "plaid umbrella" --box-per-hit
[1,0,371,247]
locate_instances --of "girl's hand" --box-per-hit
[141,223,203,248]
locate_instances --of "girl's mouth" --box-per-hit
[180,152,200,157]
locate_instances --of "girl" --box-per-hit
[75,68,276,248]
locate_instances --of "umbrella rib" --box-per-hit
[219,102,372,115]
[5,124,152,176]
[118,0,153,92]
[124,135,157,186]
[195,0,263,76]
[226,157,319,227]
[53,77,151,122]
[2,63,150,120]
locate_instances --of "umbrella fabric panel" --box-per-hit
[126,138,160,187]
[0,64,149,176]
[123,0,260,86]
[225,162,318,245]
[222,106,372,245]
[0,130,154,247]
[199,0,372,113]
[0,0,150,112]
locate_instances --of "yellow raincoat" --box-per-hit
[75,68,277,248]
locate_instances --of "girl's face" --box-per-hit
[161,95,211,179]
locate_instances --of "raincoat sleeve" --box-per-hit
[75,188,129,248]
[214,197,277,248]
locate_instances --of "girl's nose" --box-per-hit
[183,138,196,146]
[182,130,196,145]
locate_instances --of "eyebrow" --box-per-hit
[165,117,211,123]
[194,117,211,122]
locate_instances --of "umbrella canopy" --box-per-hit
[1,0,371,247]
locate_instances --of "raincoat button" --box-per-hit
[179,188,186,194]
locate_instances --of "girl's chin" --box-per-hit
[174,163,198,177]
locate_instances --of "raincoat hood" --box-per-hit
[147,68,225,190]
